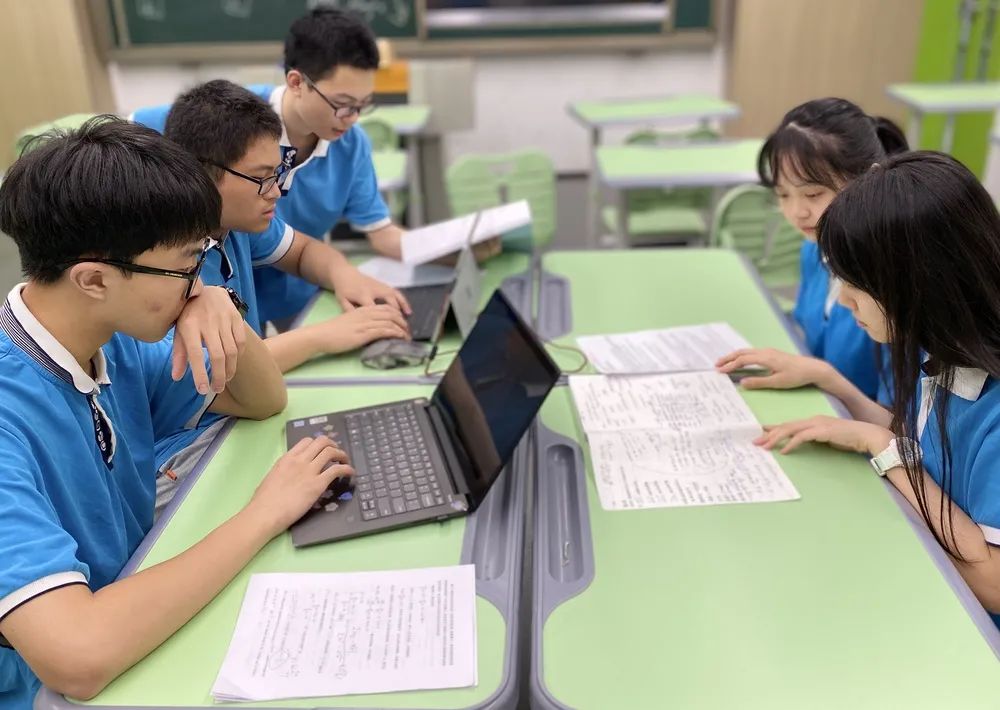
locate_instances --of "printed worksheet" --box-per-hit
[577,322,751,374]
[212,565,477,702]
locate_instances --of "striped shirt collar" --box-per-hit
[0,284,110,394]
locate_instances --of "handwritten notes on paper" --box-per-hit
[212,565,477,702]
[569,372,800,511]
[577,322,751,374]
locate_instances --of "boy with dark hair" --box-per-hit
[132,7,500,328]
[152,80,408,502]
[0,118,348,708]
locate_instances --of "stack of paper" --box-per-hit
[401,201,532,265]
[212,565,478,702]
[577,322,752,374]
[357,256,455,288]
[569,372,800,511]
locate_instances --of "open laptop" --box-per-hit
[399,212,483,342]
[286,289,560,547]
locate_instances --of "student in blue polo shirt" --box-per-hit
[132,7,502,328]
[0,118,350,709]
[717,98,907,408]
[754,152,1000,629]
[153,80,410,504]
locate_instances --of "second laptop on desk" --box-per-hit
[287,289,560,547]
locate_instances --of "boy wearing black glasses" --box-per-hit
[150,81,410,506]
[131,8,500,330]
[0,118,349,707]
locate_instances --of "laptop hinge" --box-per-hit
[424,402,474,500]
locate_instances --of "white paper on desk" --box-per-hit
[211,565,477,703]
[568,372,799,510]
[357,257,455,288]
[568,371,761,433]
[401,201,532,265]
[588,429,799,510]
[577,322,751,374]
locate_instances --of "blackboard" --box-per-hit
[111,0,418,46]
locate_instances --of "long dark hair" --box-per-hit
[818,151,1000,557]
[758,97,909,190]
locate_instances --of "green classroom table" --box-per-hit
[372,105,432,228]
[284,252,534,384]
[592,139,763,243]
[36,384,530,710]
[886,81,1000,153]
[372,150,408,193]
[568,95,740,148]
[530,249,1000,710]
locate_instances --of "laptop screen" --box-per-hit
[431,290,560,508]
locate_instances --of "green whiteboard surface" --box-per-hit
[111,0,418,45]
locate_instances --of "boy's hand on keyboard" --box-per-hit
[246,435,354,535]
[330,264,411,315]
[172,286,247,396]
[306,306,411,355]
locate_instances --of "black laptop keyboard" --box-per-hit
[401,285,450,341]
[346,404,447,521]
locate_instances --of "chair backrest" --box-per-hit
[709,183,777,256]
[14,113,97,160]
[758,218,802,290]
[445,149,556,251]
[358,116,399,152]
[711,183,802,295]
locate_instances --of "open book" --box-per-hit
[400,201,532,265]
[569,372,800,511]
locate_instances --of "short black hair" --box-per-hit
[0,116,220,284]
[284,8,379,79]
[164,79,282,180]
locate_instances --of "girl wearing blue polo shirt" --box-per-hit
[755,152,1000,626]
[720,98,906,403]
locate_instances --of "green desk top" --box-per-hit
[595,139,763,189]
[374,105,432,135]
[537,386,1000,710]
[569,95,740,128]
[540,249,792,370]
[887,82,1000,112]
[83,385,505,709]
[535,250,1000,708]
[373,150,408,192]
[285,252,532,382]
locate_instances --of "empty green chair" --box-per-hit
[14,113,97,160]
[359,116,399,151]
[601,126,720,245]
[359,116,408,222]
[445,150,556,252]
[710,183,801,311]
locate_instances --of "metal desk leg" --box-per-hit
[909,111,923,150]
[599,187,627,249]
[586,126,601,244]
[407,135,425,227]
[943,112,957,154]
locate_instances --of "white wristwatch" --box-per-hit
[870,437,920,477]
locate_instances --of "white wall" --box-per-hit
[109,46,724,173]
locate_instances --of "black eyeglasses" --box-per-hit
[301,73,376,119]
[59,239,213,299]
[208,162,285,196]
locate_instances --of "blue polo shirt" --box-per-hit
[248,84,390,324]
[0,285,208,710]
[132,88,390,324]
[917,364,1000,630]
[795,240,886,401]
[152,224,291,473]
